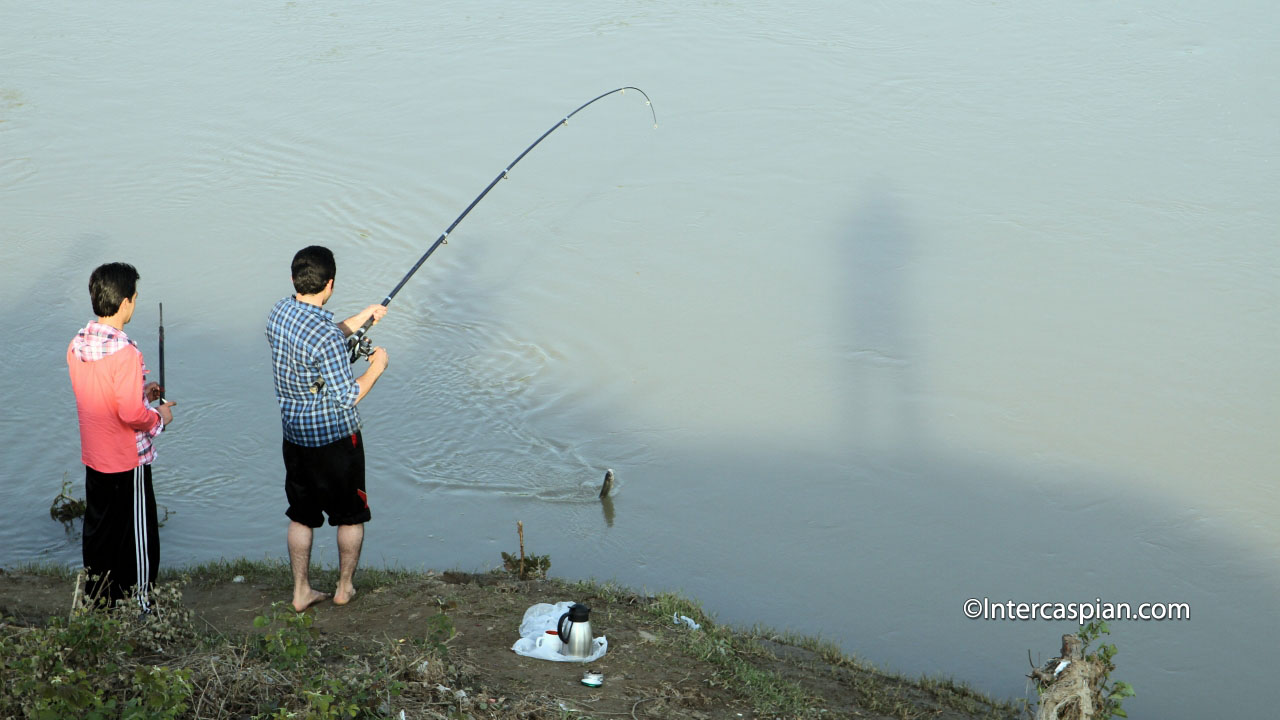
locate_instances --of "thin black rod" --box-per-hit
[158,302,166,401]
[351,87,656,346]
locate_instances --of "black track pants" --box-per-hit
[83,463,159,611]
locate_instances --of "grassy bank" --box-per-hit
[0,559,1027,719]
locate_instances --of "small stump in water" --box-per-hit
[502,521,551,580]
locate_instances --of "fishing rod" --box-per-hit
[347,86,658,363]
[157,302,167,403]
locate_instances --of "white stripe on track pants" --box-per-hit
[83,463,159,612]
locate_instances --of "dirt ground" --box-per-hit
[0,566,1026,719]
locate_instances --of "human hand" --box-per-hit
[157,401,176,428]
[145,382,163,402]
[366,304,388,326]
[368,346,389,372]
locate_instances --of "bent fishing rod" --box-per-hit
[348,86,657,362]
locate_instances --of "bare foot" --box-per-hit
[333,586,357,606]
[292,588,330,612]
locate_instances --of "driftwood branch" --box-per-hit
[517,521,525,580]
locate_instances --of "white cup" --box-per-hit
[535,634,564,652]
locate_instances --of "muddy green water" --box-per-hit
[3,2,1277,717]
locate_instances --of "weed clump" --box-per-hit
[49,475,86,525]
[0,579,196,719]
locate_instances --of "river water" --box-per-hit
[2,2,1277,717]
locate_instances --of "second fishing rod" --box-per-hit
[348,87,658,363]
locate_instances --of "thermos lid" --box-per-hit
[568,603,591,621]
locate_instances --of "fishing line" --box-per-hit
[348,86,657,362]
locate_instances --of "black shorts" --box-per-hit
[282,431,371,528]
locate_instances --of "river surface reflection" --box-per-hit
[2,2,1277,718]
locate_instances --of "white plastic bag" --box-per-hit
[673,613,702,630]
[511,601,608,663]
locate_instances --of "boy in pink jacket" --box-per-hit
[67,263,176,611]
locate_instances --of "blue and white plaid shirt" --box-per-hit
[266,296,361,446]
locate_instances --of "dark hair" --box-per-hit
[291,245,336,295]
[89,262,140,317]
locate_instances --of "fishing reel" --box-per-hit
[347,333,374,364]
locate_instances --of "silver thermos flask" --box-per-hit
[557,603,593,658]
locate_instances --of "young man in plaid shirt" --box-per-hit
[266,246,389,611]
[67,262,176,612]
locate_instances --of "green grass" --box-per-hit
[639,590,820,717]
[161,557,289,586]
[158,557,427,591]
[3,561,81,580]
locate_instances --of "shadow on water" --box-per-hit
[757,181,1278,717]
[436,182,1279,719]
[638,440,1278,720]
[838,182,926,453]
